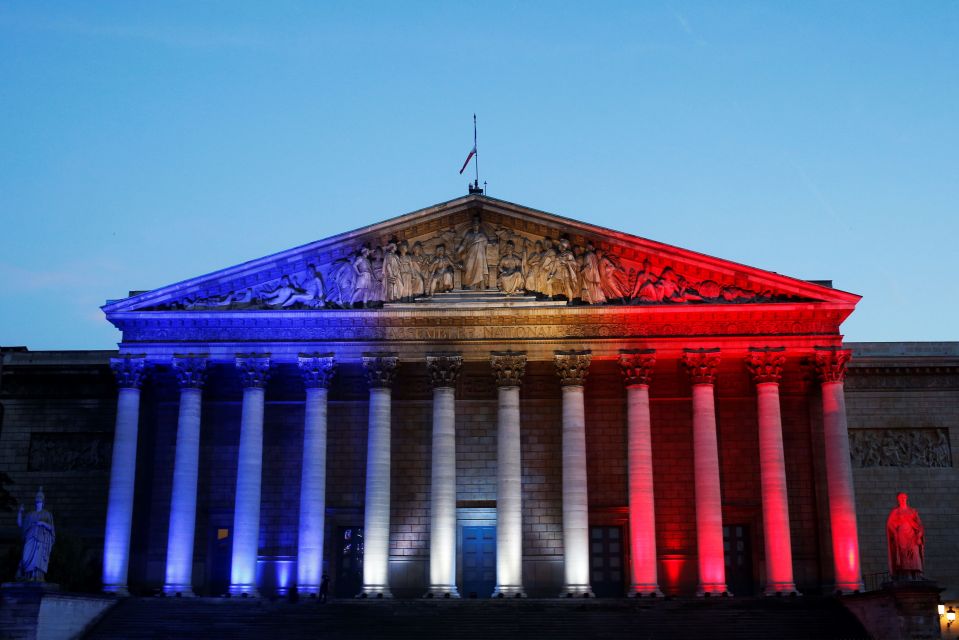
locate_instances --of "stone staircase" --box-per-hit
[83,596,870,640]
[384,289,568,308]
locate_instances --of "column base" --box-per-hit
[629,584,664,598]
[697,583,732,597]
[560,584,594,598]
[833,581,865,595]
[357,585,393,599]
[424,585,460,599]
[298,586,320,597]
[102,584,130,597]
[162,584,195,597]
[764,583,800,596]
[492,585,527,598]
[228,583,260,598]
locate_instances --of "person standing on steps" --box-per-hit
[319,573,330,603]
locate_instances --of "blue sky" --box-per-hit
[1,1,956,349]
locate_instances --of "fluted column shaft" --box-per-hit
[426,354,462,597]
[491,352,527,597]
[619,350,662,597]
[815,347,864,593]
[297,355,336,596]
[683,349,728,596]
[746,349,797,595]
[163,356,208,596]
[556,351,593,597]
[230,355,271,596]
[103,356,147,595]
[360,353,398,598]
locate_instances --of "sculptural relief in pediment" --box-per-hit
[145,213,809,311]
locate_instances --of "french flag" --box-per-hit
[459,145,476,174]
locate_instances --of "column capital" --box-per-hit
[745,347,785,385]
[172,355,208,389]
[490,351,527,388]
[362,352,399,388]
[110,355,147,389]
[554,350,592,387]
[298,353,336,389]
[682,348,721,385]
[426,353,463,389]
[619,349,656,387]
[235,354,271,388]
[814,346,852,384]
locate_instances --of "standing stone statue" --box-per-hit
[456,215,496,290]
[886,492,925,580]
[16,487,55,582]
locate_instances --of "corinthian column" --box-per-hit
[490,351,527,597]
[163,355,208,597]
[745,348,798,596]
[296,354,336,596]
[103,355,147,595]
[619,349,662,597]
[814,347,864,593]
[360,353,398,598]
[555,350,594,598]
[426,354,463,598]
[229,354,271,597]
[682,348,728,596]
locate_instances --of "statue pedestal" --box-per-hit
[842,579,942,640]
[0,583,60,640]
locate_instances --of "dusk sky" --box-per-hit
[1,2,956,350]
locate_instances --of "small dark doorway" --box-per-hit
[590,525,625,597]
[460,526,495,598]
[207,525,232,597]
[723,524,754,596]
[334,526,364,598]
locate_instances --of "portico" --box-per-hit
[98,194,863,598]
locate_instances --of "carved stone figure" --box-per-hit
[17,487,55,582]
[370,246,385,300]
[886,492,924,580]
[456,216,495,290]
[396,241,414,302]
[579,243,606,304]
[382,242,403,302]
[410,242,428,297]
[524,240,546,294]
[269,265,325,308]
[549,238,579,300]
[351,246,376,306]
[497,241,525,295]
[597,249,627,301]
[428,244,456,295]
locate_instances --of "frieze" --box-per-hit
[849,428,952,468]
[28,432,113,472]
[113,317,841,343]
[140,213,809,312]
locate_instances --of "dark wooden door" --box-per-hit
[723,524,754,596]
[590,525,625,597]
[460,526,496,598]
[207,525,232,597]
[334,526,364,598]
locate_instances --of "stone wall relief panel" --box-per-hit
[848,428,952,468]
[28,432,113,471]
[143,212,811,312]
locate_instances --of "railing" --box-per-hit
[863,571,890,592]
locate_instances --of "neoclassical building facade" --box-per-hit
[9,195,953,602]
[88,194,870,598]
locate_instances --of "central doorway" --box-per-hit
[460,526,496,598]
[334,526,364,598]
[590,525,625,597]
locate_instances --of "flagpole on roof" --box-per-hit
[474,113,479,190]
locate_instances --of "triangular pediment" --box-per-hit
[103,194,859,315]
